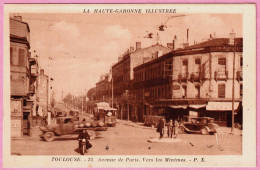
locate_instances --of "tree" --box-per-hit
[87,87,96,101]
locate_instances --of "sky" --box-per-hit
[11,13,242,101]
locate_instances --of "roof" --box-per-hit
[134,38,243,71]
[182,38,242,50]
[112,44,171,68]
[10,18,30,32]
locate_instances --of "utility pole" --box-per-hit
[81,92,84,115]
[111,72,114,108]
[231,35,236,134]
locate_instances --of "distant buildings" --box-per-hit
[94,42,172,120]
[37,69,49,117]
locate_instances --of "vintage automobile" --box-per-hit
[40,116,107,142]
[178,117,219,135]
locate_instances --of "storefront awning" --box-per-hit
[206,102,240,111]
[189,104,207,109]
[103,107,117,111]
[169,105,188,109]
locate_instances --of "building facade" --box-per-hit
[134,33,243,126]
[95,72,112,103]
[112,42,172,120]
[10,16,37,137]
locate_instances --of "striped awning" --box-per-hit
[169,105,188,109]
[206,102,240,111]
[189,104,207,109]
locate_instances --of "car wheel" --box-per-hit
[178,126,186,134]
[201,127,209,135]
[43,132,55,142]
[88,130,96,140]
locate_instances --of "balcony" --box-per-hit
[214,71,228,81]
[237,70,243,81]
[178,73,189,83]
[190,72,201,82]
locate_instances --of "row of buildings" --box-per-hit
[90,31,243,127]
[10,16,49,137]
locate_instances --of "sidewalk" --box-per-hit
[118,119,242,136]
[11,126,42,141]
[117,119,156,130]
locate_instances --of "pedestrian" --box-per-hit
[157,118,165,139]
[167,119,174,138]
[173,119,180,138]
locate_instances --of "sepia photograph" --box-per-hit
[2,3,256,168]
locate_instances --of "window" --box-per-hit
[194,85,200,98]
[240,56,243,67]
[182,85,187,98]
[218,57,226,72]
[182,59,188,77]
[194,58,201,77]
[18,49,25,66]
[218,84,225,98]
[10,47,13,65]
[240,84,243,97]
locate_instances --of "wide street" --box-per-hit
[11,120,242,155]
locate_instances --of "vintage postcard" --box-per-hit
[2,3,256,168]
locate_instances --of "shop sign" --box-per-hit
[11,100,22,116]
[189,111,198,117]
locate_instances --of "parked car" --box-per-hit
[40,116,107,142]
[178,117,219,135]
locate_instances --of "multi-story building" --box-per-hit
[95,72,112,103]
[133,33,243,126]
[10,16,37,137]
[112,42,172,120]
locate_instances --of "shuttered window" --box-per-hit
[218,84,225,98]
[10,47,13,65]
[18,49,25,66]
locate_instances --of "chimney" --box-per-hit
[40,69,44,75]
[183,43,189,48]
[14,15,22,21]
[167,43,173,49]
[229,29,236,45]
[152,52,159,59]
[136,42,141,50]
[158,51,163,57]
[186,29,189,43]
[129,46,135,52]
[118,56,123,62]
[174,35,177,50]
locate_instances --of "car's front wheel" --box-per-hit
[200,127,209,135]
[178,126,186,134]
[43,131,55,142]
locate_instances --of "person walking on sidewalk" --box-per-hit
[173,119,180,138]
[167,119,174,138]
[157,118,165,139]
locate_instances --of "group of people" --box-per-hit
[157,118,180,139]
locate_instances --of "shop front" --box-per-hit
[205,101,240,127]
[11,99,23,137]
